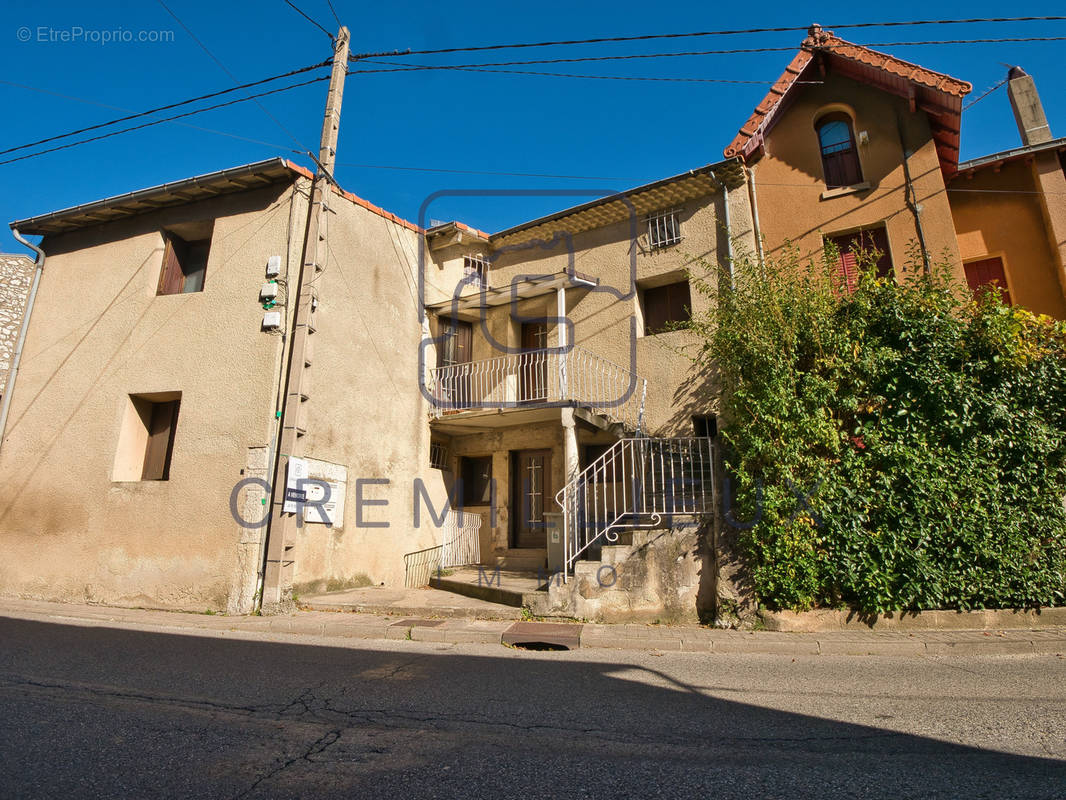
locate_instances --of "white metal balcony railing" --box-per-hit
[429,345,647,433]
[403,509,482,587]
[555,437,715,577]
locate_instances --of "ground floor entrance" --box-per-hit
[510,448,552,549]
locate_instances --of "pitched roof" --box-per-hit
[724,25,972,176]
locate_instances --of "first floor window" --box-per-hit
[158,232,210,295]
[642,279,692,335]
[964,257,1012,305]
[824,227,893,294]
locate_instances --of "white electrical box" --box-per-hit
[266,255,282,277]
[262,311,282,330]
[260,283,278,301]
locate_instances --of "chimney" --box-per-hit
[1007,66,1052,146]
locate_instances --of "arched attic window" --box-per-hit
[816,112,863,188]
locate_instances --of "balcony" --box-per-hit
[429,346,646,433]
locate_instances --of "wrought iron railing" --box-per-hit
[440,509,481,569]
[429,345,647,432]
[403,508,482,587]
[555,437,715,577]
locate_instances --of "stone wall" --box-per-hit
[0,254,34,399]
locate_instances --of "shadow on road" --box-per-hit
[0,617,1062,799]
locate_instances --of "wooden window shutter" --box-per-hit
[964,257,1012,305]
[158,236,186,295]
[142,400,179,480]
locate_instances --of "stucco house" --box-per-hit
[1,25,1063,621]
[727,25,1066,316]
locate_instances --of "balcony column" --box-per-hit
[561,407,580,487]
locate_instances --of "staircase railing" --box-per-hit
[554,437,715,578]
[430,345,647,432]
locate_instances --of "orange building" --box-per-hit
[724,26,1066,319]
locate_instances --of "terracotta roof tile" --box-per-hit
[724,26,971,165]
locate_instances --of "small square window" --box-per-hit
[463,255,489,288]
[158,232,210,295]
[641,279,692,335]
[460,455,493,506]
[113,393,181,481]
[646,210,682,249]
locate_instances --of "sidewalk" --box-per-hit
[2,599,1065,656]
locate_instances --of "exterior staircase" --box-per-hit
[556,436,716,577]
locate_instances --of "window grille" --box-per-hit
[463,254,489,287]
[646,210,681,249]
[429,441,449,470]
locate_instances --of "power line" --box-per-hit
[1,79,306,153]
[348,37,1066,74]
[158,0,311,152]
[0,60,330,157]
[324,0,341,26]
[0,75,331,167]
[282,0,334,40]
[356,17,1066,58]
[352,58,823,84]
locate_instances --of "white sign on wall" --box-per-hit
[302,458,348,528]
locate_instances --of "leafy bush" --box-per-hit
[688,244,1066,613]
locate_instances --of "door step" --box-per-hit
[431,568,549,612]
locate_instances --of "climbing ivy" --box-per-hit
[686,243,1066,613]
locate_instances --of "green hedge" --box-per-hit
[689,246,1066,613]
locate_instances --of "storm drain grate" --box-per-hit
[501,622,582,651]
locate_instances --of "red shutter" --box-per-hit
[964,257,1012,305]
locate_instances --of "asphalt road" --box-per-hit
[1,616,1064,799]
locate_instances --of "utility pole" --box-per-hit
[261,26,350,608]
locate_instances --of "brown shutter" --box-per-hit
[158,237,186,295]
[142,400,179,480]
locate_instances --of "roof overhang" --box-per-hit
[427,269,598,314]
[10,158,312,236]
[425,220,491,251]
[491,159,744,247]
[952,136,1066,178]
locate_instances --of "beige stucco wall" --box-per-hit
[285,192,452,590]
[0,181,305,610]
[751,72,965,283]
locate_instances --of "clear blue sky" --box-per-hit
[3,0,1064,253]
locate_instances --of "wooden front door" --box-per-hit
[511,449,552,548]
[438,317,473,406]
[519,321,548,402]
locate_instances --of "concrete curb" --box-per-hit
[2,600,1065,657]
[760,606,1066,632]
